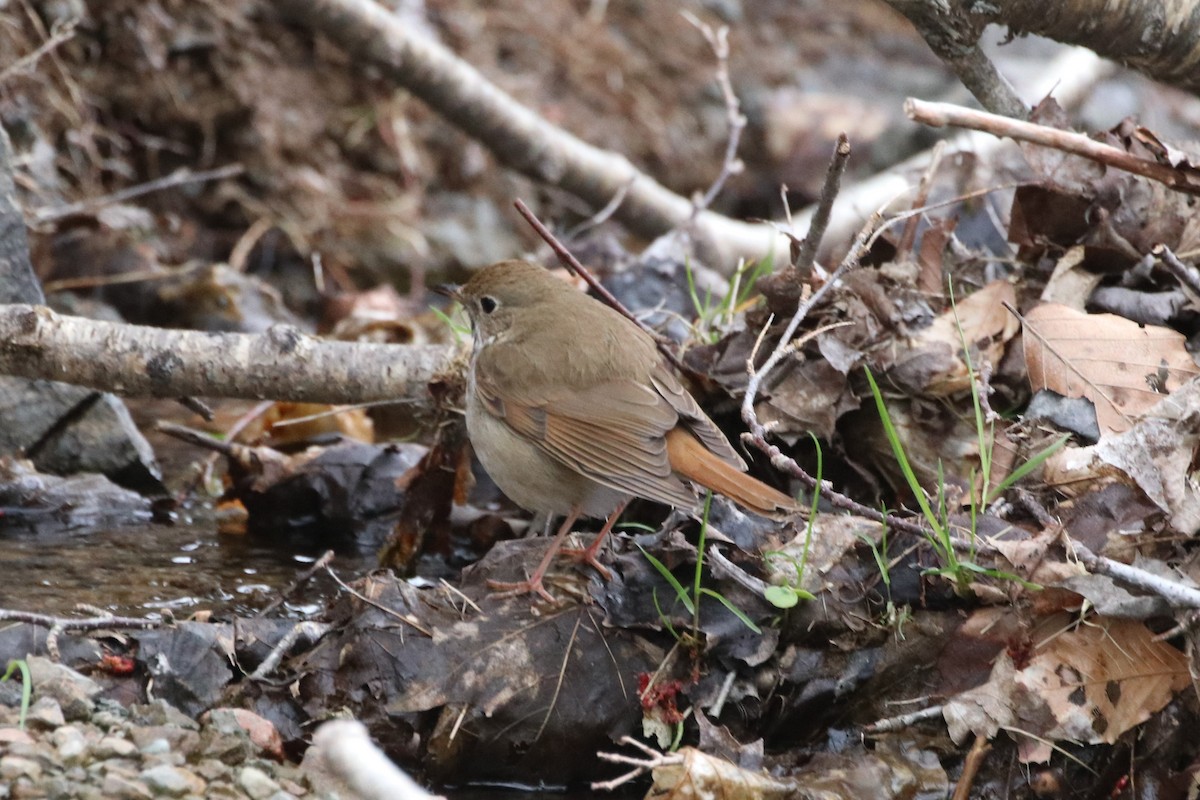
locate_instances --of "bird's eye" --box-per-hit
[479,296,498,314]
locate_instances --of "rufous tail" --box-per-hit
[665,428,802,517]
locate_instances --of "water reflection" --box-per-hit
[0,522,375,617]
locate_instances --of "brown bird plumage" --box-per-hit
[455,259,799,599]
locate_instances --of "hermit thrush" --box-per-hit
[449,259,800,600]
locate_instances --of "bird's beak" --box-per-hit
[432,283,462,302]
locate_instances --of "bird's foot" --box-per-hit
[559,540,614,581]
[486,577,557,603]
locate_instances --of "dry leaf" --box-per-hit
[1094,376,1200,532]
[943,614,1189,763]
[910,280,1020,396]
[1023,303,1198,435]
[648,747,795,799]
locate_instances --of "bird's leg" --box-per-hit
[560,500,629,581]
[488,506,582,602]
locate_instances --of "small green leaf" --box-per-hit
[764,586,799,608]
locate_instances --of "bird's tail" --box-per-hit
[665,428,802,517]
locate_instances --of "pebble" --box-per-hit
[52,725,88,763]
[139,764,206,796]
[237,765,282,799]
[25,698,65,731]
[94,735,140,760]
[0,662,330,800]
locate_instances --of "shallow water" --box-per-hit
[0,520,370,618]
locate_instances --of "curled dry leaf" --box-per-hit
[1023,303,1198,436]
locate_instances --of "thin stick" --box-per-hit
[0,17,77,85]
[323,565,433,636]
[0,608,163,631]
[794,134,851,273]
[681,12,746,215]
[513,199,688,373]
[906,98,1200,195]
[34,164,245,223]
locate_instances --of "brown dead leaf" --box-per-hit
[944,614,1189,763]
[649,747,795,799]
[1094,376,1200,533]
[1012,617,1189,760]
[1023,303,1198,436]
[904,280,1019,397]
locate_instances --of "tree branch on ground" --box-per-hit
[0,304,453,406]
[273,0,788,272]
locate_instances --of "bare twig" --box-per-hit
[883,0,1025,118]
[906,98,1200,195]
[513,199,688,373]
[0,608,164,631]
[323,565,433,637]
[1071,542,1200,609]
[951,734,993,800]
[885,0,1200,97]
[563,178,634,239]
[0,304,451,404]
[0,16,78,85]
[895,140,946,259]
[247,620,332,680]
[863,703,944,734]
[274,0,787,271]
[794,134,852,273]
[1154,244,1200,305]
[33,164,245,224]
[593,736,683,791]
[681,12,746,215]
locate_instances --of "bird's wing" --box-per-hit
[648,364,746,470]
[473,370,699,509]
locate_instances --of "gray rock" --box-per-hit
[24,658,101,721]
[128,725,200,757]
[236,765,282,799]
[139,764,206,797]
[94,735,140,760]
[51,725,88,763]
[101,773,154,800]
[0,754,43,780]
[25,697,65,731]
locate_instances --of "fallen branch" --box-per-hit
[0,304,453,405]
[884,0,1025,118]
[274,0,788,272]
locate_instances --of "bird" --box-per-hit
[446,259,800,600]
